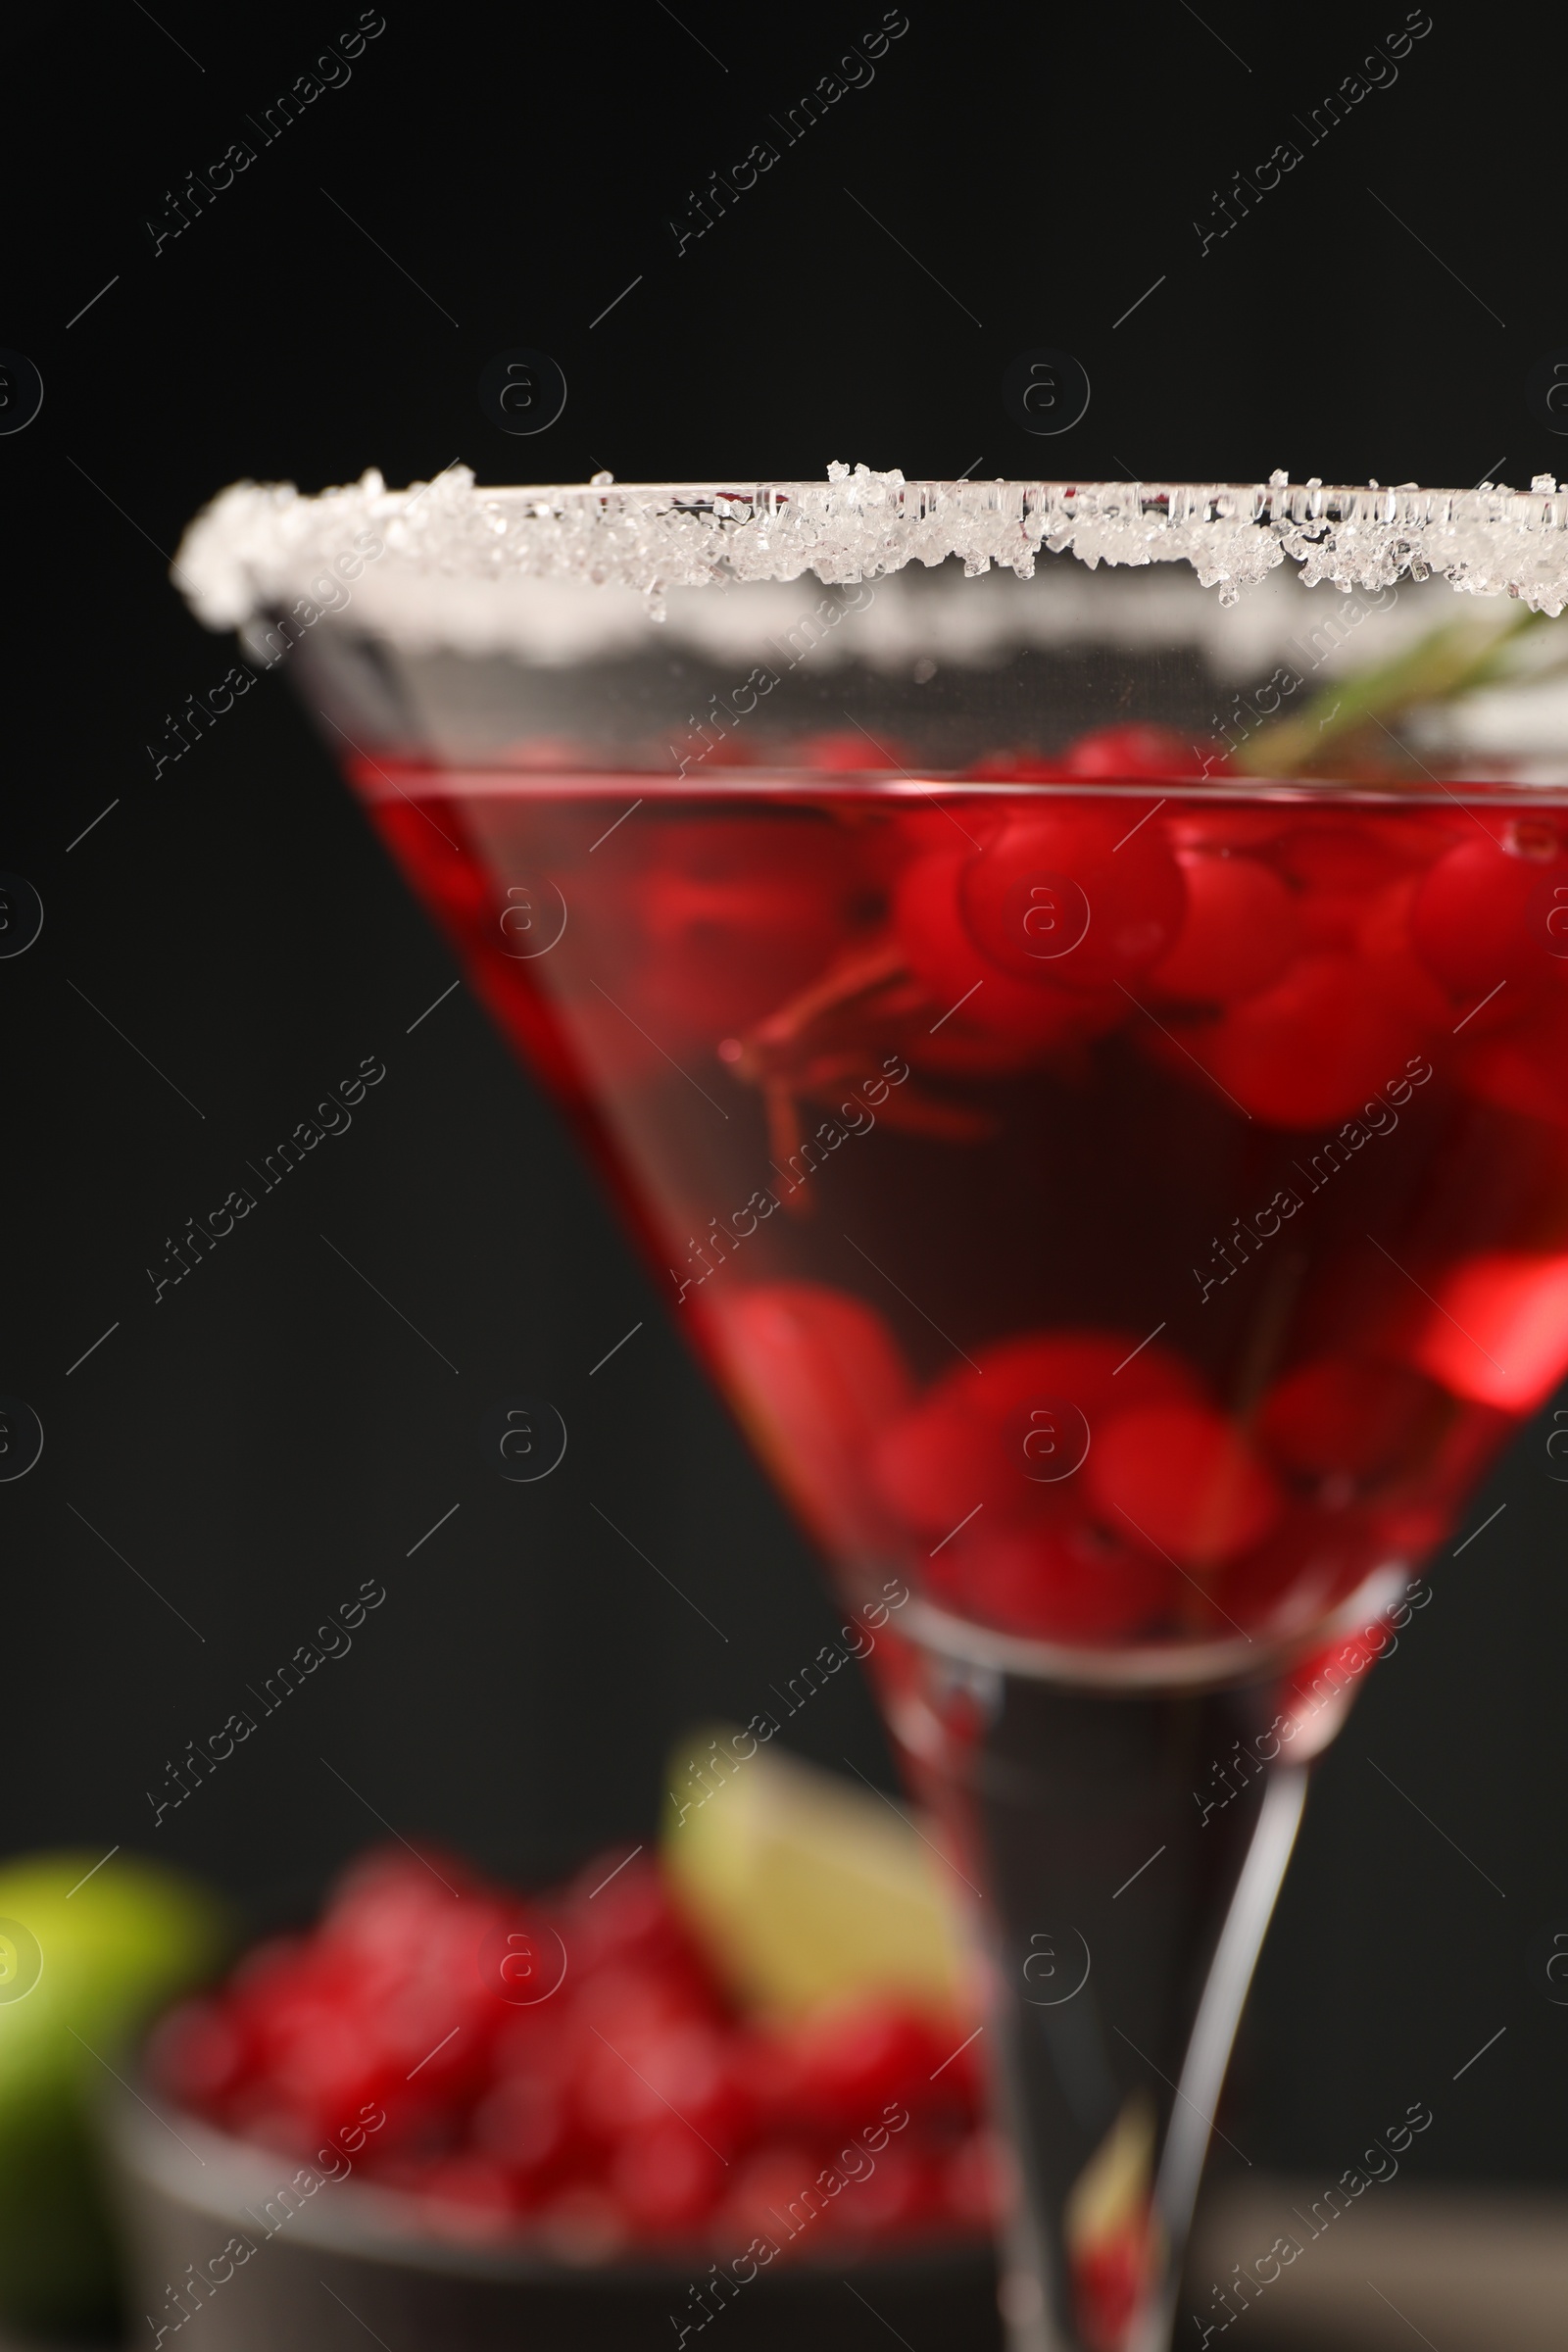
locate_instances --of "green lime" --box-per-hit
[0,1850,229,2334]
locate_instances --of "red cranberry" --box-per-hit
[1150,852,1298,1003]
[872,1387,1013,1536]
[559,1851,706,1980]
[263,2004,392,2132]
[320,1845,485,1965]
[893,848,1095,1045]
[567,1960,716,2043]
[873,1329,1201,1543]
[722,2143,829,2250]
[1411,824,1568,999]
[776,2001,949,2131]
[958,810,1187,992]
[577,2019,751,2153]
[1202,952,1437,1128]
[1063,724,1208,779]
[926,1518,1176,1642]
[1086,1403,1283,1567]
[608,2120,729,2233]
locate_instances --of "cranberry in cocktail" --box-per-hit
[361,732,1568,1666]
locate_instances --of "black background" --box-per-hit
[6,0,1567,2198]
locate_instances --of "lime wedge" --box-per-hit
[662,1730,968,2019]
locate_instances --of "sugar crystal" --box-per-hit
[173,465,1568,639]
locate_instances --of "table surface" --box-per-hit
[3,2180,1561,2351]
[1187,2179,1567,2349]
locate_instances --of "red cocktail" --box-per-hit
[357,735,1568,1670]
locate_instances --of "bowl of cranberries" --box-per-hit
[106,1842,1001,2351]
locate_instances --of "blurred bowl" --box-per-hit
[101,2077,1001,2352]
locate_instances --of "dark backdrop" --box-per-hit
[6,0,1567,2193]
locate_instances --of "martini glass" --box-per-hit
[176,468,1568,2352]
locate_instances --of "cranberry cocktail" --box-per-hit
[361,724,1568,1664]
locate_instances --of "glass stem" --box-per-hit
[887,1646,1308,2352]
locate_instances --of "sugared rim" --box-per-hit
[173,462,1568,631]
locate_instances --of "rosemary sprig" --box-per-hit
[1234,603,1555,777]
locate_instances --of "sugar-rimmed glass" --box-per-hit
[175,466,1568,2351]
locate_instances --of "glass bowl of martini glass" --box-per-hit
[171,465,1568,2352]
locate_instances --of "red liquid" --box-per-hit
[354,743,1568,1656]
